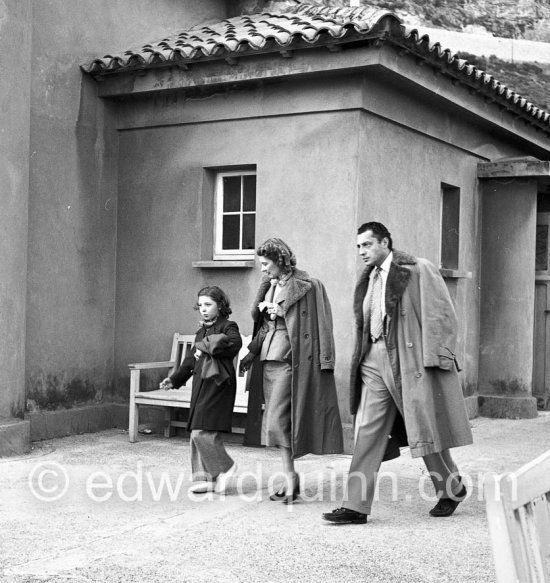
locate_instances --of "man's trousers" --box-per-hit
[343,340,462,515]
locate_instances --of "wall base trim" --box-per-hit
[478,394,538,419]
[27,403,128,442]
[0,418,31,457]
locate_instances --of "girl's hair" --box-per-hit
[195,286,232,318]
[256,237,297,275]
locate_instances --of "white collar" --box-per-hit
[376,251,393,274]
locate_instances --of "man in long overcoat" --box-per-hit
[323,221,473,524]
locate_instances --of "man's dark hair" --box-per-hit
[357,221,393,250]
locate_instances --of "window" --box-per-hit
[536,215,550,272]
[214,170,256,260]
[440,184,460,270]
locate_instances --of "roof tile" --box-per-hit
[82,3,550,132]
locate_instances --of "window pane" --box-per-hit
[223,177,241,212]
[242,214,255,250]
[222,215,240,250]
[441,186,460,270]
[536,225,548,271]
[243,175,256,211]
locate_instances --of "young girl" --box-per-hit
[160,286,242,494]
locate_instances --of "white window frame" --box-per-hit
[213,170,256,260]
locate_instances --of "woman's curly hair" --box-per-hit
[195,286,232,318]
[256,238,297,275]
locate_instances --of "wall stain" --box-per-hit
[489,378,528,395]
[463,382,478,398]
[27,374,99,411]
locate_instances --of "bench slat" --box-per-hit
[128,333,252,441]
[129,361,175,370]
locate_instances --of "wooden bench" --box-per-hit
[484,449,550,582]
[128,333,251,443]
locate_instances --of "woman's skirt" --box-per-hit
[262,360,292,448]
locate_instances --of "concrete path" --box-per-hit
[1,413,550,583]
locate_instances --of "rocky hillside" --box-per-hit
[234,0,550,39]
[232,0,550,110]
[344,0,550,40]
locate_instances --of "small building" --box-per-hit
[2,2,550,454]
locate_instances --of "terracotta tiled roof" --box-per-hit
[82,3,550,130]
[83,5,397,73]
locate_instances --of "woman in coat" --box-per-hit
[240,238,343,503]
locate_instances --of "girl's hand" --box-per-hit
[194,349,203,360]
[160,378,173,390]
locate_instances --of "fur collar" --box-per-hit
[251,268,312,318]
[353,250,416,326]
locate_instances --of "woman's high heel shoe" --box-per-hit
[282,475,301,505]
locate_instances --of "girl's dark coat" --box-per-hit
[247,269,344,459]
[170,318,242,432]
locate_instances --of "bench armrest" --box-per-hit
[128,361,176,370]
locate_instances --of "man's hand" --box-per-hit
[239,352,255,374]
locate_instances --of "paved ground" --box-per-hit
[1,413,550,583]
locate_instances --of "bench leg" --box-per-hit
[129,369,140,443]
[164,407,177,438]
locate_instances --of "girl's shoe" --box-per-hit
[189,481,215,494]
[269,488,287,501]
[215,462,238,494]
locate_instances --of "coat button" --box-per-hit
[415,372,422,378]
[307,355,312,361]
[407,342,413,347]
[302,311,307,316]
[304,333,310,339]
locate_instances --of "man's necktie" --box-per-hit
[370,267,384,340]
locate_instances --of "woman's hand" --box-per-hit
[160,378,174,390]
[194,349,203,360]
[267,303,284,319]
[239,352,255,374]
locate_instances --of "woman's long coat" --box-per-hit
[247,269,344,459]
[170,318,242,432]
[350,250,473,460]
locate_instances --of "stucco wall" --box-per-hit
[115,111,359,420]
[112,65,547,424]
[354,70,535,399]
[0,0,32,419]
[25,0,227,411]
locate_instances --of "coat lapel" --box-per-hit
[250,278,272,319]
[353,250,416,326]
[281,269,312,312]
[353,266,373,327]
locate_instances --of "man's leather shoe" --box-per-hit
[429,484,467,517]
[322,507,367,524]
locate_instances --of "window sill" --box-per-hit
[440,269,472,279]
[192,260,255,269]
